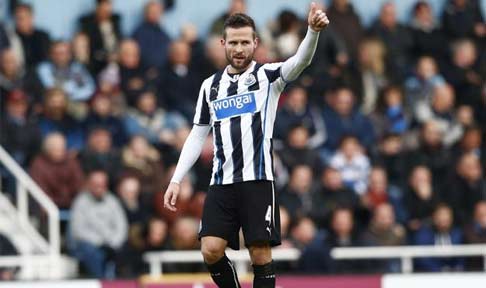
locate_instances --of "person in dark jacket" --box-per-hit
[464,201,486,270]
[441,0,485,41]
[133,0,171,69]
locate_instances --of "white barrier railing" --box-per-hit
[143,248,301,277]
[331,244,486,273]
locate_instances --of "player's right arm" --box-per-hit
[164,81,212,212]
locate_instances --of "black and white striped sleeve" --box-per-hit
[193,80,211,125]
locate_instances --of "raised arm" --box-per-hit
[281,2,330,82]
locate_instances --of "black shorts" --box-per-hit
[199,180,281,250]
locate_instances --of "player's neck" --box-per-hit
[227,62,253,74]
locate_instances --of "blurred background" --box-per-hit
[0,0,485,286]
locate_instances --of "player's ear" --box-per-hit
[254,37,259,48]
[220,38,226,46]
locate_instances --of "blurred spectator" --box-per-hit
[29,133,84,209]
[165,216,203,272]
[274,10,302,59]
[361,166,407,224]
[369,2,413,81]
[346,38,388,113]
[375,133,408,187]
[159,40,201,120]
[446,153,486,225]
[370,85,409,139]
[404,56,445,110]
[0,49,26,105]
[409,1,447,61]
[113,39,160,106]
[277,124,321,171]
[443,39,483,107]
[37,88,85,150]
[83,93,127,147]
[0,23,9,51]
[452,125,483,161]
[72,32,91,69]
[413,203,464,272]
[441,0,485,40]
[121,135,164,201]
[124,91,187,148]
[290,217,317,250]
[133,0,171,69]
[209,0,246,35]
[404,165,440,232]
[274,85,326,149]
[10,3,50,68]
[406,121,454,189]
[322,86,375,154]
[329,135,370,195]
[361,203,406,272]
[144,217,170,252]
[155,175,204,226]
[325,0,364,59]
[310,167,359,228]
[464,201,486,270]
[278,207,294,248]
[0,233,18,281]
[299,208,362,273]
[78,127,121,183]
[414,83,463,146]
[0,90,41,167]
[36,41,95,104]
[69,170,128,278]
[79,0,121,74]
[279,165,316,220]
[201,35,227,76]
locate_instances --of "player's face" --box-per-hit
[222,26,258,71]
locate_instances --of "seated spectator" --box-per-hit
[299,208,363,273]
[278,207,294,249]
[72,32,91,69]
[0,233,18,281]
[124,91,187,149]
[370,85,409,140]
[133,0,171,69]
[83,93,126,147]
[361,203,406,272]
[446,153,486,225]
[279,165,316,220]
[451,125,483,161]
[11,3,50,68]
[159,40,201,121]
[409,1,447,61]
[322,86,375,155]
[78,127,121,184]
[464,201,486,270]
[37,88,85,150]
[329,135,370,195]
[369,2,413,81]
[36,41,95,104]
[404,165,440,232]
[30,133,84,209]
[310,167,359,228]
[200,35,227,77]
[361,166,407,224]
[442,0,485,40]
[0,49,26,107]
[209,0,246,35]
[404,56,445,110]
[274,85,325,148]
[0,90,41,167]
[69,170,128,278]
[277,124,321,171]
[121,135,164,201]
[413,203,464,272]
[155,175,204,226]
[443,39,483,107]
[290,217,317,250]
[414,83,463,146]
[78,0,121,74]
[374,133,408,187]
[165,216,203,272]
[273,10,302,59]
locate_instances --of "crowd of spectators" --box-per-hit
[0,0,485,278]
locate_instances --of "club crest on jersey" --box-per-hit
[212,92,256,120]
[244,74,256,86]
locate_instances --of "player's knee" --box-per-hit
[201,240,226,264]
[249,242,272,265]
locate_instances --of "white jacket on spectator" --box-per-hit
[69,191,128,249]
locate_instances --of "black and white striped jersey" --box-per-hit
[193,61,287,185]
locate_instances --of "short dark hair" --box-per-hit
[223,13,256,39]
[15,3,33,13]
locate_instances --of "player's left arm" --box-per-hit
[280,2,330,82]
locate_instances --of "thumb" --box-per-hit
[310,2,317,15]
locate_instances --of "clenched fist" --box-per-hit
[308,2,330,32]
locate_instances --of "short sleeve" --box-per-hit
[193,82,211,125]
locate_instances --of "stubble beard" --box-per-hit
[226,51,254,71]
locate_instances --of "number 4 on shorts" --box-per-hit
[265,205,272,225]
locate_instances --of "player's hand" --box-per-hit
[308,2,329,32]
[164,182,180,212]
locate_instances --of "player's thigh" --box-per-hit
[239,181,281,248]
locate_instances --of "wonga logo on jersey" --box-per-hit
[212,92,256,120]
